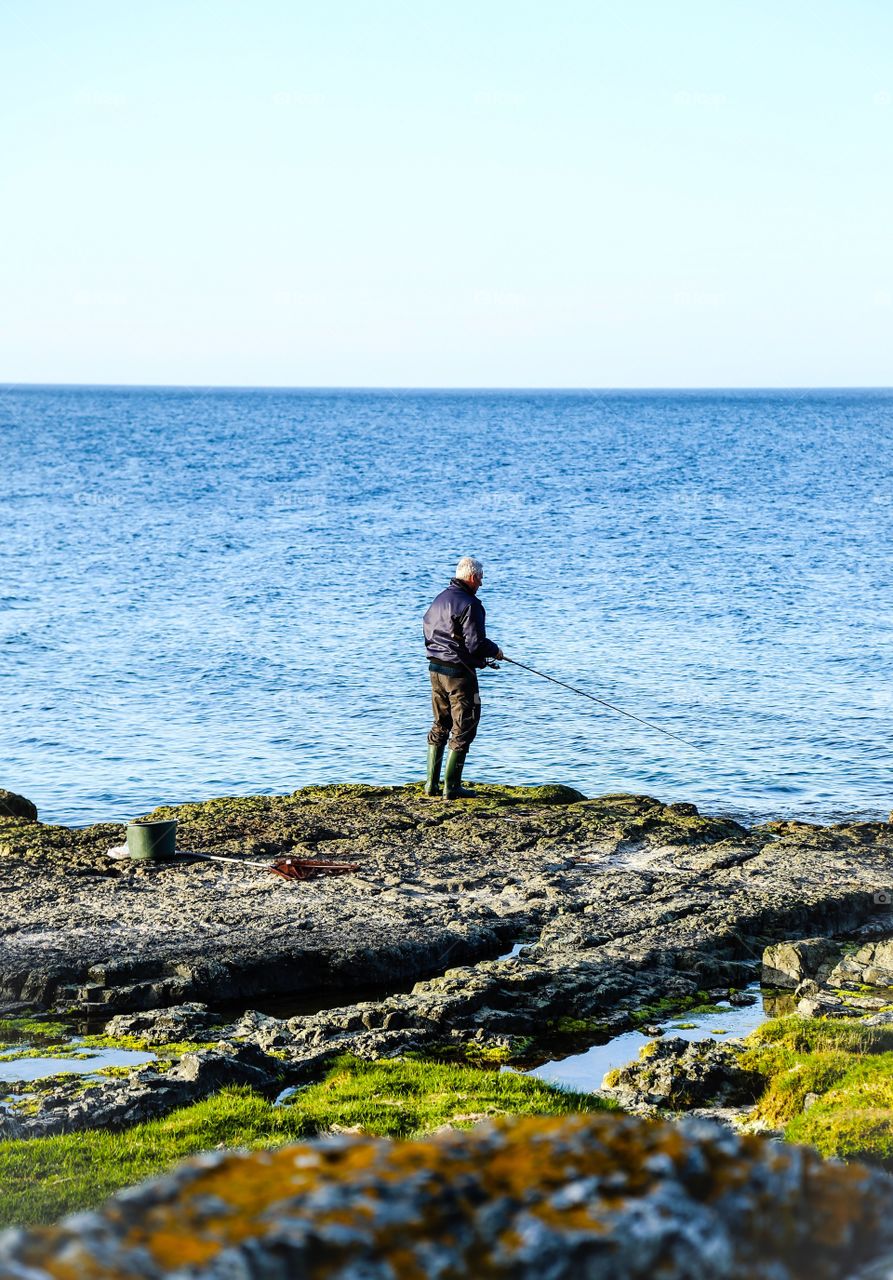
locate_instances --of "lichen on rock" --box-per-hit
[3,1111,893,1279]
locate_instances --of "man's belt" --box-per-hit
[428,659,469,677]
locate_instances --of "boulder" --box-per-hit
[854,938,893,987]
[761,938,838,989]
[0,1110,24,1140]
[827,939,893,990]
[167,1044,281,1091]
[0,789,37,823]
[796,994,861,1019]
[525,784,587,804]
[5,1112,893,1279]
[232,1007,296,1049]
[603,1037,763,1112]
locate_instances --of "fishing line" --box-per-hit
[499,655,703,751]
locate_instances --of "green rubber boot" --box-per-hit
[424,743,445,796]
[442,749,476,799]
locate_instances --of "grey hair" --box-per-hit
[456,556,483,581]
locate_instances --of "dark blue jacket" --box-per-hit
[423,578,499,670]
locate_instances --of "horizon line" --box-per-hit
[2,381,892,393]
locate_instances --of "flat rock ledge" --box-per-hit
[4,784,893,1140]
[3,784,892,1028]
[3,1112,893,1280]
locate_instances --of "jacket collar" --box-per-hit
[449,576,475,595]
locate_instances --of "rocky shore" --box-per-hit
[602,927,893,1165]
[3,782,893,1275]
[2,783,893,1140]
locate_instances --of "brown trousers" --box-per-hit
[427,669,481,753]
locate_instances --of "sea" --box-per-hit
[1,385,891,829]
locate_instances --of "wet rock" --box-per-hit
[795,978,821,999]
[103,1003,223,1045]
[0,789,37,822]
[603,1037,763,1113]
[727,990,756,1007]
[0,1111,24,1140]
[167,1044,280,1090]
[754,930,893,1020]
[761,938,839,988]
[5,1112,893,1280]
[0,1001,35,1018]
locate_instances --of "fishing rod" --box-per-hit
[499,655,703,751]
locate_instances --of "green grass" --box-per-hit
[741,1017,893,1166]
[0,1054,610,1228]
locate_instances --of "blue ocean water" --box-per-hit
[1,385,891,828]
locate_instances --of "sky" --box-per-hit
[1,1,891,387]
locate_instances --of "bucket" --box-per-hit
[126,818,178,862]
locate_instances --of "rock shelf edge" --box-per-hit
[1,783,892,1143]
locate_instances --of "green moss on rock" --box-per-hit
[0,783,757,875]
[0,1018,72,1045]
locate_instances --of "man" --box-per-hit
[422,556,503,799]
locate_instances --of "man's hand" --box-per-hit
[495,647,504,660]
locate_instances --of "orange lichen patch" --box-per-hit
[529,1203,607,1233]
[198,1141,374,1207]
[132,1143,376,1268]
[126,1113,766,1268]
[375,1245,429,1279]
[802,1159,879,1249]
[9,1111,893,1280]
[20,1249,113,1280]
[140,1232,221,1271]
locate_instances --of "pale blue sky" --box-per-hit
[1,1,891,386]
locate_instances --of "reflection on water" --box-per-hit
[0,1043,155,1083]
[523,984,792,1093]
